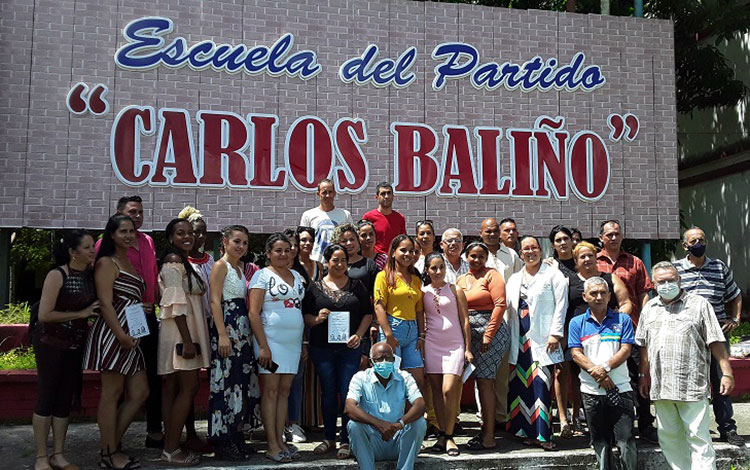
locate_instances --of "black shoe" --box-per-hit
[453,422,468,437]
[639,427,659,444]
[214,441,251,462]
[144,435,164,449]
[425,424,441,439]
[720,430,746,447]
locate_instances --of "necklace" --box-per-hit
[432,284,443,315]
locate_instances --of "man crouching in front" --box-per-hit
[345,342,427,470]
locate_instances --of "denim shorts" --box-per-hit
[379,315,424,370]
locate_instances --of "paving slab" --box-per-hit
[2,407,749,469]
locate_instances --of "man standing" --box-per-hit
[673,226,744,446]
[300,178,353,262]
[636,262,735,470]
[96,196,162,447]
[596,219,657,442]
[362,182,406,254]
[499,218,520,252]
[441,228,469,284]
[569,277,637,470]
[477,217,522,428]
[345,342,427,470]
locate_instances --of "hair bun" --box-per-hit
[178,205,203,222]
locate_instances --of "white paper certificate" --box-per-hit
[532,344,564,367]
[327,311,350,343]
[462,362,476,383]
[124,303,150,338]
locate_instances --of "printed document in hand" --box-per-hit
[327,311,350,343]
[125,303,150,338]
[532,344,564,367]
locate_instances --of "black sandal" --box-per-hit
[444,434,460,456]
[430,432,446,453]
[465,434,495,451]
[214,441,250,462]
[99,448,139,470]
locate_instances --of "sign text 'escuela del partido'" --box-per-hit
[0,0,679,238]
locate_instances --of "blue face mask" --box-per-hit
[373,361,395,379]
[656,281,680,301]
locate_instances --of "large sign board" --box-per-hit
[0,0,678,238]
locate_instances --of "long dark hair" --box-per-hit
[421,251,444,286]
[383,234,418,287]
[548,225,573,259]
[53,230,92,266]
[96,214,134,262]
[161,218,204,293]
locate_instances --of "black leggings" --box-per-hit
[34,340,83,418]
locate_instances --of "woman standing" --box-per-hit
[357,220,387,270]
[296,226,323,285]
[84,214,149,470]
[32,231,99,470]
[506,236,568,451]
[422,253,472,456]
[548,225,577,277]
[157,219,210,466]
[455,242,509,451]
[333,223,380,295]
[179,206,214,453]
[414,220,436,273]
[374,235,425,389]
[207,225,257,461]
[303,244,372,459]
[249,234,306,463]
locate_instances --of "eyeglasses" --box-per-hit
[521,246,540,253]
[443,238,463,245]
[371,356,396,363]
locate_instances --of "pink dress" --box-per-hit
[422,284,465,375]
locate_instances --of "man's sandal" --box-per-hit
[313,440,336,455]
[336,444,351,459]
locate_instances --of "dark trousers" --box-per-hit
[310,345,362,443]
[627,347,654,430]
[581,392,637,470]
[140,313,162,433]
[710,341,736,435]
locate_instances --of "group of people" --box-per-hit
[29,180,744,470]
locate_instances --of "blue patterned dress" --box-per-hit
[208,265,260,444]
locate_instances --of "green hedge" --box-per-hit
[0,302,31,325]
[0,348,35,370]
[730,322,750,345]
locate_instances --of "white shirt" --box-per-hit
[300,206,353,262]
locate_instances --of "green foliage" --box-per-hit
[0,302,31,324]
[10,228,55,273]
[0,348,36,370]
[729,322,750,345]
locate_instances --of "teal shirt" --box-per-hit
[346,368,422,423]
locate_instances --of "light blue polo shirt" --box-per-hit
[346,368,422,423]
[568,308,635,395]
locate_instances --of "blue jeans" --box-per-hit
[710,341,736,434]
[310,346,362,443]
[287,358,306,422]
[348,418,426,470]
[379,315,423,369]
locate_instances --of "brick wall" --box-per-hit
[0,0,679,239]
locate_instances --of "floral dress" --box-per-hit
[208,264,260,444]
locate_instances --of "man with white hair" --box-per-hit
[636,262,735,470]
[673,226,744,446]
[345,342,427,470]
[441,228,469,284]
[569,276,636,470]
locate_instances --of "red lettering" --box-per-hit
[151,110,197,185]
[568,132,610,201]
[333,119,368,193]
[533,131,568,199]
[391,123,439,194]
[111,106,154,185]
[248,114,286,188]
[476,128,510,196]
[439,126,478,196]
[507,130,534,197]
[286,117,333,190]
[197,112,250,187]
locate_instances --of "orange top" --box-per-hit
[457,268,506,342]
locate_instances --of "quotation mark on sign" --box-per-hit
[66,82,110,116]
[607,113,639,142]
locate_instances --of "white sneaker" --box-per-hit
[286,424,307,443]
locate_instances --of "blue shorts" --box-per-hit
[379,315,424,370]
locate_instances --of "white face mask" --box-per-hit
[656,281,680,301]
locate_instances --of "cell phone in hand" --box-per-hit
[267,361,279,373]
[175,343,201,356]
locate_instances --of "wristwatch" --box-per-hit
[398,419,405,429]
[602,363,611,373]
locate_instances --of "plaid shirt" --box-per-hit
[635,291,725,402]
[597,250,653,327]
[443,255,469,285]
[673,256,741,321]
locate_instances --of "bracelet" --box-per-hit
[638,373,648,378]
[302,341,309,345]
[417,337,425,342]
[723,374,734,379]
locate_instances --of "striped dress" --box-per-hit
[83,270,146,375]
